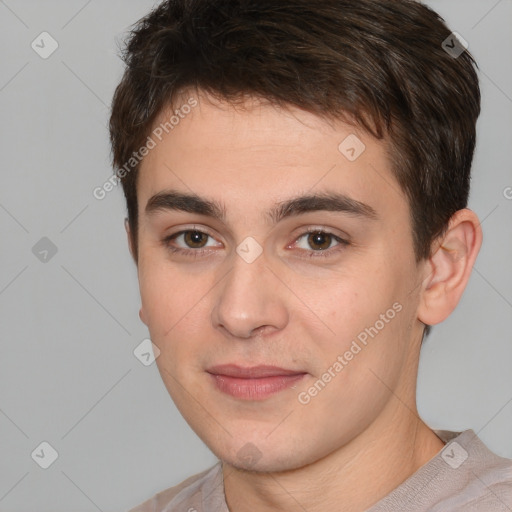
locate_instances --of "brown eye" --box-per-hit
[292,229,350,259]
[162,229,219,256]
[307,231,333,251]
[183,230,209,248]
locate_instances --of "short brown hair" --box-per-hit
[109,0,480,267]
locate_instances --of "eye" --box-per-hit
[162,229,219,256]
[291,229,349,258]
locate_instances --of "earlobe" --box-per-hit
[417,209,483,326]
[139,307,148,326]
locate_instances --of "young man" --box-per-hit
[109,0,512,510]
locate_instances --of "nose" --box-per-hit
[211,248,289,340]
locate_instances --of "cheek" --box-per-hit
[298,304,409,420]
[139,267,171,330]
[319,273,393,340]
[138,257,212,365]
[311,263,411,382]
[138,254,195,330]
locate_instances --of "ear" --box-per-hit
[139,307,148,326]
[124,218,136,263]
[417,208,483,326]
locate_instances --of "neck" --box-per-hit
[222,405,445,512]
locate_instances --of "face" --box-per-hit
[134,93,427,472]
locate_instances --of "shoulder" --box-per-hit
[460,432,512,510]
[431,429,512,510]
[370,429,512,512]
[128,463,222,512]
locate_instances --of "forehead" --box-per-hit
[137,94,408,227]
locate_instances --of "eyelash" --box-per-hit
[161,228,350,259]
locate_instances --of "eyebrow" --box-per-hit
[145,189,378,224]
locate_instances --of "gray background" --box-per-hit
[0,0,511,510]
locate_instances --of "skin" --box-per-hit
[126,91,482,511]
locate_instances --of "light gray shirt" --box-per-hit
[129,430,512,511]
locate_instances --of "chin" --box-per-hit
[210,434,319,474]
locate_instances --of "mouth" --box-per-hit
[206,364,307,400]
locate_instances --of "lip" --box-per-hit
[206,364,307,400]
[207,364,304,378]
